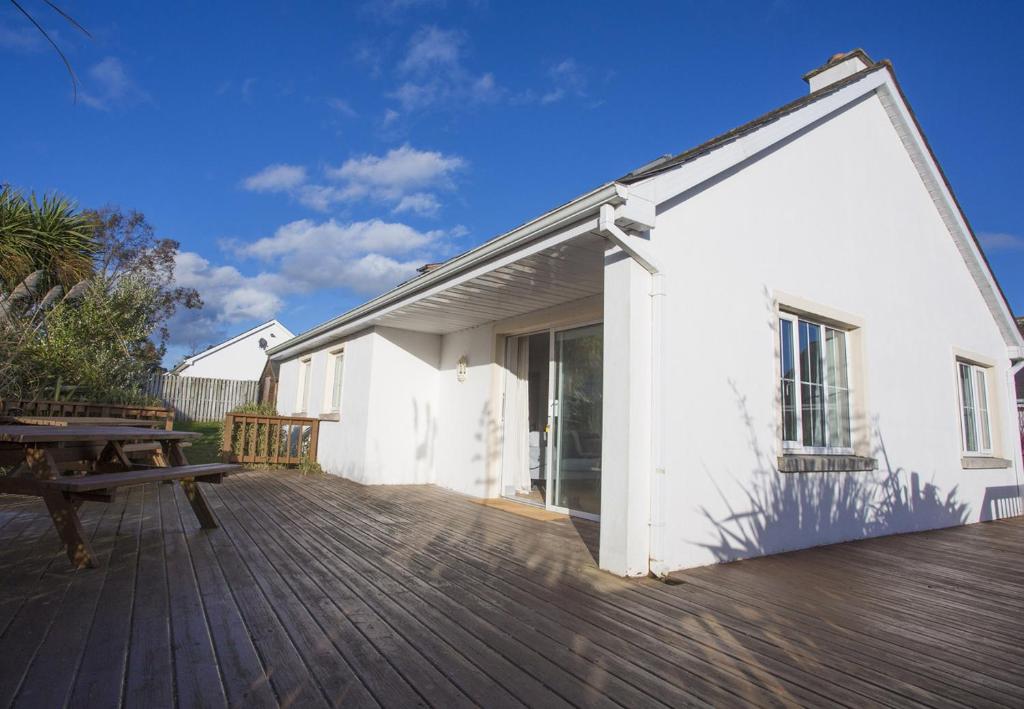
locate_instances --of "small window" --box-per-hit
[297,357,312,413]
[958,361,992,454]
[779,314,852,451]
[327,349,345,413]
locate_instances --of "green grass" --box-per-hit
[174,420,223,464]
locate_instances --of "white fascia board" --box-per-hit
[269,183,625,360]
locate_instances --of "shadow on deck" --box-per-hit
[0,469,1021,707]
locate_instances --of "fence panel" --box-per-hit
[221,413,319,466]
[145,375,259,423]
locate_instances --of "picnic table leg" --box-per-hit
[179,479,218,530]
[42,491,97,569]
[168,441,189,466]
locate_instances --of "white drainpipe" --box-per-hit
[597,202,667,576]
[1008,357,1024,495]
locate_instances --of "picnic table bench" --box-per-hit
[0,425,240,568]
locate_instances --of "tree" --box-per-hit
[85,206,202,360]
[24,276,169,402]
[0,195,204,402]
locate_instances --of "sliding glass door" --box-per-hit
[551,324,603,518]
[501,323,602,519]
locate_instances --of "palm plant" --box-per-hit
[0,185,96,293]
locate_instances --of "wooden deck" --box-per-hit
[0,470,1021,708]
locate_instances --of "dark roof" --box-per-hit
[620,54,888,184]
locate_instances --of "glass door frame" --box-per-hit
[500,319,603,521]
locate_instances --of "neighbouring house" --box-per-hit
[268,50,1024,576]
[174,319,293,381]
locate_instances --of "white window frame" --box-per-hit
[779,312,853,455]
[957,360,993,456]
[296,357,312,414]
[324,348,345,414]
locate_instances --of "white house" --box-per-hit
[174,319,293,381]
[267,50,1024,577]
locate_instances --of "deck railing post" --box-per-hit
[222,413,235,462]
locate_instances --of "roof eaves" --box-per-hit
[268,181,626,359]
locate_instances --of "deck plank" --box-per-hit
[0,470,1022,708]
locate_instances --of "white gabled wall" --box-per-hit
[649,91,1021,570]
[181,321,291,380]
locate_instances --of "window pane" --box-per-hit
[959,363,977,452]
[301,361,311,412]
[825,328,851,448]
[332,354,344,411]
[799,321,825,447]
[779,319,798,442]
[974,368,991,451]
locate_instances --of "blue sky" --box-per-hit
[3,0,1022,364]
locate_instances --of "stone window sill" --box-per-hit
[319,412,340,422]
[778,454,878,474]
[961,456,1011,470]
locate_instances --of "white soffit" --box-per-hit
[373,233,606,334]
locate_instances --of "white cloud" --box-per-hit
[978,232,1024,251]
[167,251,284,347]
[171,216,465,352]
[0,24,43,52]
[326,97,357,117]
[79,57,150,110]
[242,164,308,192]
[400,26,462,74]
[241,145,465,216]
[327,144,464,197]
[390,25,504,111]
[541,58,587,104]
[394,193,440,217]
[237,217,456,295]
[241,218,440,262]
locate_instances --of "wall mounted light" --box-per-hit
[457,355,469,382]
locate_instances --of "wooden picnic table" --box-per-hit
[4,415,166,428]
[0,425,239,568]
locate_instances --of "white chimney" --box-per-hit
[803,49,874,92]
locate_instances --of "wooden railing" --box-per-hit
[0,399,175,430]
[221,413,319,466]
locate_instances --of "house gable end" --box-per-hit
[630,65,1022,352]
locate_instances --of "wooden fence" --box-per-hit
[0,399,175,429]
[144,375,259,423]
[221,413,319,466]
